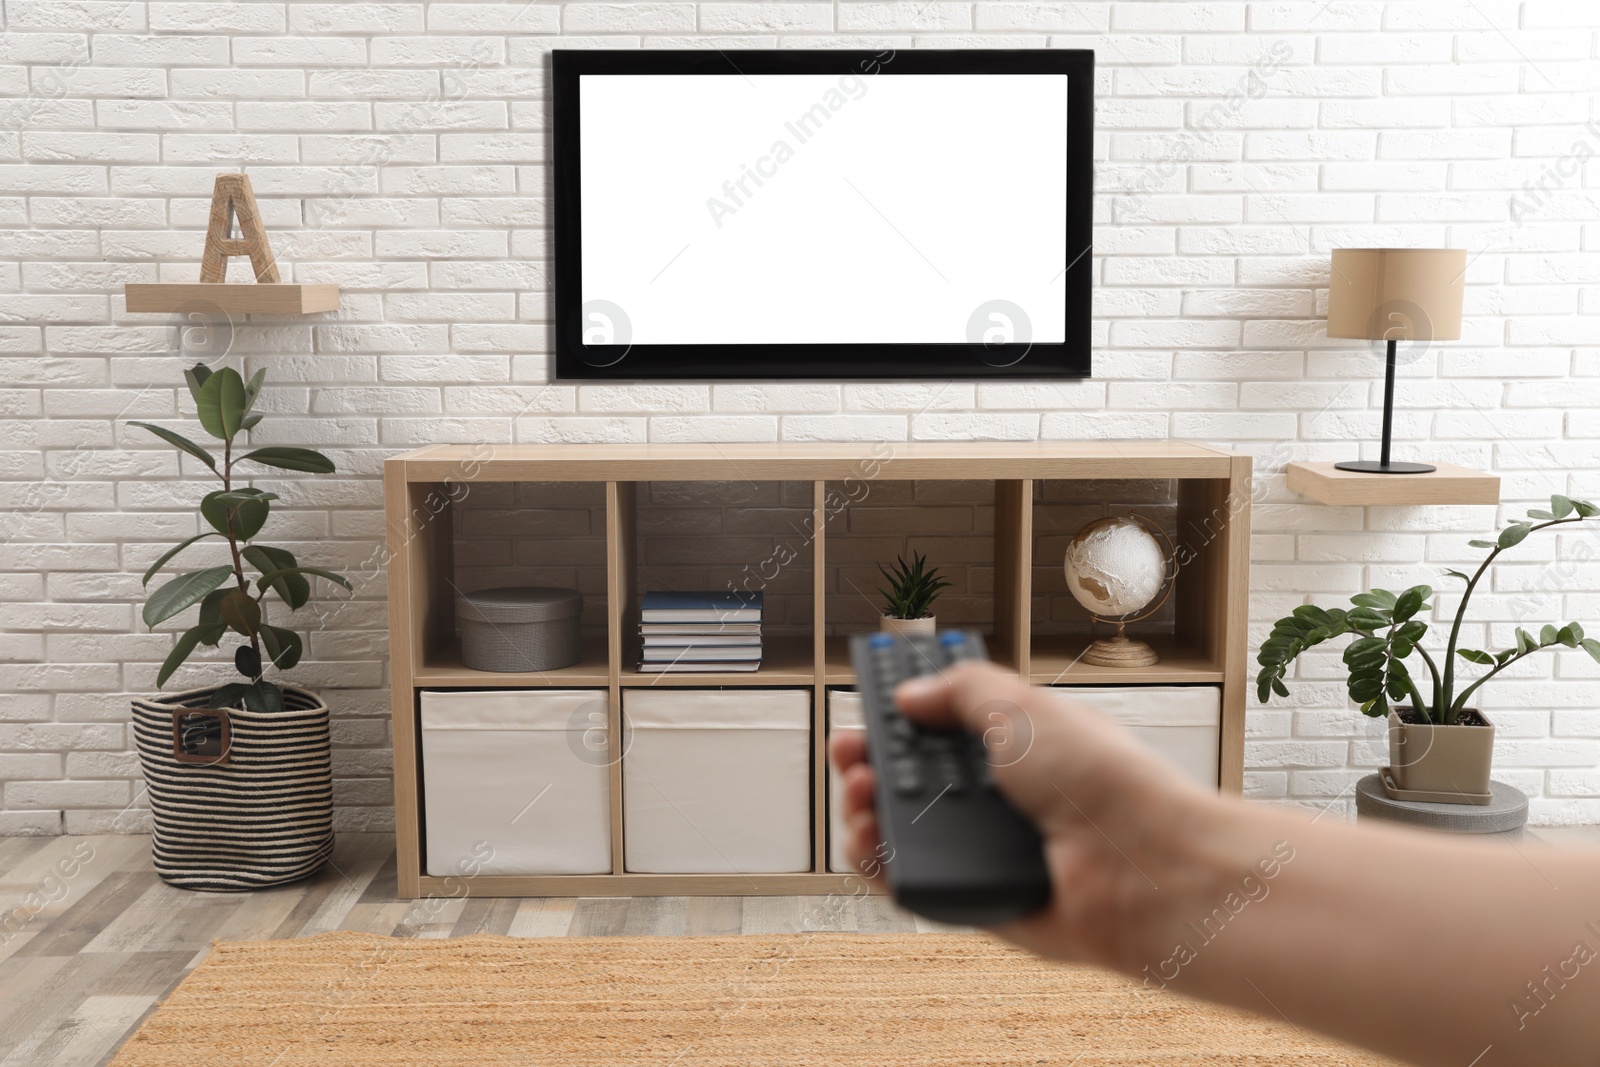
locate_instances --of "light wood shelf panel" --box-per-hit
[1286,461,1499,506]
[125,282,339,315]
[403,441,1237,483]
[1029,636,1225,686]
[418,872,863,897]
[414,634,611,687]
[385,441,1253,898]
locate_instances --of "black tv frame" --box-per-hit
[552,49,1095,381]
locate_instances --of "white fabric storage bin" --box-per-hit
[827,690,865,873]
[1055,685,1221,787]
[623,688,811,874]
[420,689,612,876]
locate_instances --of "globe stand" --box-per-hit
[1083,621,1160,668]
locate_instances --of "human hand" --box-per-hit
[829,660,1225,971]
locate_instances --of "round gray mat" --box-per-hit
[1355,774,1528,835]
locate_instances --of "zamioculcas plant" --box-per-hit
[1256,494,1600,724]
[877,551,952,621]
[132,364,352,712]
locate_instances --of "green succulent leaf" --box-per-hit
[1581,638,1600,663]
[1574,500,1600,518]
[1457,648,1495,665]
[1551,495,1575,519]
[1527,509,1554,520]
[1541,624,1560,646]
[129,421,217,472]
[1442,569,1471,583]
[1351,589,1397,610]
[141,532,217,587]
[1499,524,1531,550]
[238,447,336,474]
[195,366,247,441]
[1467,539,1496,549]
[1392,585,1431,623]
[877,551,951,620]
[143,566,235,628]
[1515,627,1536,654]
[1559,623,1584,648]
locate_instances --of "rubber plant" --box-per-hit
[878,551,952,621]
[132,364,351,712]
[1256,494,1600,725]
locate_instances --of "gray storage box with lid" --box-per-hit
[455,586,582,672]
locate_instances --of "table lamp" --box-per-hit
[1326,247,1466,474]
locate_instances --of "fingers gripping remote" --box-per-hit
[848,630,1052,926]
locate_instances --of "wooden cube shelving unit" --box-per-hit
[384,442,1253,899]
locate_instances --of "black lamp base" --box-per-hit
[1334,460,1436,475]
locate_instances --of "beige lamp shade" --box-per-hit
[1326,248,1466,342]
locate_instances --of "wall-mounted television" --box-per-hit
[553,49,1094,380]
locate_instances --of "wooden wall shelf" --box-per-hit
[125,282,340,315]
[1286,461,1500,506]
[384,441,1254,899]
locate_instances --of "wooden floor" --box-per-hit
[2,827,1597,1066]
[0,832,947,1067]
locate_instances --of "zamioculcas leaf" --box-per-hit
[255,565,352,594]
[239,447,336,474]
[1575,500,1600,518]
[141,532,216,587]
[1561,623,1585,646]
[1527,509,1554,520]
[156,624,209,687]
[1443,569,1470,582]
[260,625,303,671]
[129,422,216,472]
[1457,648,1495,665]
[143,566,235,628]
[1467,539,1496,549]
[1515,627,1536,654]
[1392,587,1427,623]
[1551,495,1574,519]
[196,367,247,441]
[1499,524,1531,549]
[1541,624,1559,646]
[1581,638,1600,663]
[219,588,261,637]
[1351,590,1397,610]
[183,363,212,404]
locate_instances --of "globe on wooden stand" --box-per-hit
[1062,515,1177,669]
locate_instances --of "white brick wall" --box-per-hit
[2,0,1599,834]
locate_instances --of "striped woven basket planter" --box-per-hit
[131,685,335,892]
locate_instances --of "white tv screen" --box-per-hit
[554,51,1093,379]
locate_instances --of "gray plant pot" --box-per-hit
[1387,707,1495,801]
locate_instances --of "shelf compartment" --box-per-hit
[125,282,339,315]
[1286,461,1499,506]
[414,634,611,687]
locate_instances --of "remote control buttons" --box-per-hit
[869,633,894,649]
[888,756,924,796]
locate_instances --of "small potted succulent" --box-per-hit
[877,551,952,638]
[1257,494,1600,803]
[130,363,351,889]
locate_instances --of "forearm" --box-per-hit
[1129,796,1600,1067]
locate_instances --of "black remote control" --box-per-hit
[848,630,1052,926]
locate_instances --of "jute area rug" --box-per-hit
[110,931,1400,1066]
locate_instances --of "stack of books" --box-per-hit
[637,591,763,673]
